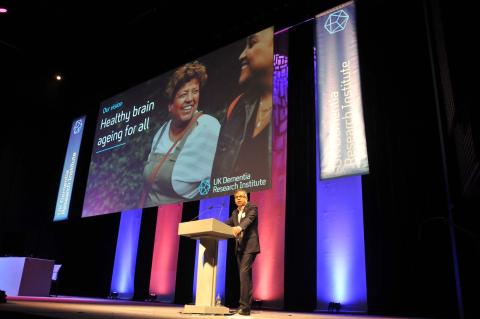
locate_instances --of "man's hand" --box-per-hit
[232,226,242,237]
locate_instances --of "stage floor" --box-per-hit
[0,296,425,319]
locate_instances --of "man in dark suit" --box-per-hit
[225,189,260,316]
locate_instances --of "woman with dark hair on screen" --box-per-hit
[213,27,274,180]
[141,61,220,207]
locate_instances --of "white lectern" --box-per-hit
[0,257,54,296]
[178,218,234,315]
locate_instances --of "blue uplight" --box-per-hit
[110,209,142,299]
[315,177,367,312]
[192,196,230,303]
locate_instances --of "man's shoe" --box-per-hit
[238,308,251,316]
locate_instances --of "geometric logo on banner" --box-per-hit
[199,178,211,196]
[73,119,83,134]
[324,9,349,34]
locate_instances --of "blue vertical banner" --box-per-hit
[54,116,86,221]
[110,209,142,299]
[315,2,368,313]
[315,1,369,179]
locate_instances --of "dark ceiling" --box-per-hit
[1,0,473,115]
[0,0,341,118]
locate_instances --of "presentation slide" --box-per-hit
[82,27,274,217]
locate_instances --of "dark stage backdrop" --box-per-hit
[357,1,458,317]
[284,20,317,311]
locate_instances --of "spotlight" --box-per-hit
[108,291,119,299]
[327,302,341,313]
[0,290,6,303]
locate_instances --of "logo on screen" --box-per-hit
[199,179,211,196]
[73,120,83,134]
[324,9,349,34]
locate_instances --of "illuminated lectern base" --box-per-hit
[178,219,233,315]
[183,304,230,315]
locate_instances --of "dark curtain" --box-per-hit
[284,20,317,311]
[357,0,458,317]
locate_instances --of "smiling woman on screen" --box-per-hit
[141,61,220,207]
[212,27,274,181]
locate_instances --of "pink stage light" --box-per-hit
[149,203,183,302]
[0,8,8,13]
[251,52,289,309]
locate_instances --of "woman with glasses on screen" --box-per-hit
[141,61,220,207]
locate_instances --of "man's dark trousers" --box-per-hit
[236,252,256,311]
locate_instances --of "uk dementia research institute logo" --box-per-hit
[199,178,211,196]
[73,119,83,134]
[324,9,349,34]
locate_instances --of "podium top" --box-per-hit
[178,218,234,240]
